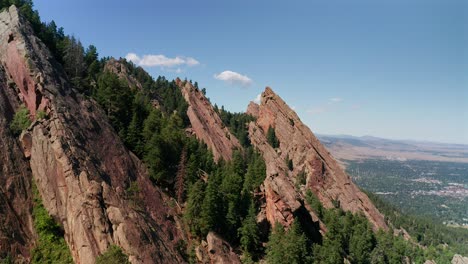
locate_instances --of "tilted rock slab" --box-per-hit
[176,78,241,162]
[248,87,387,231]
[0,6,185,263]
[0,64,35,261]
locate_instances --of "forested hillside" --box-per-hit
[0,1,467,264]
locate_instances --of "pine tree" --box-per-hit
[239,202,260,256]
[175,148,187,203]
[184,180,205,237]
[266,220,310,264]
[200,172,224,235]
[63,36,86,88]
[266,126,280,148]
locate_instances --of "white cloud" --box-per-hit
[253,93,261,104]
[329,97,343,103]
[125,53,199,68]
[214,70,252,87]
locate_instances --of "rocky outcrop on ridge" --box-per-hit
[0,6,185,263]
[247,87,387,231]
[104,58,143,90]
[176,78,241,161]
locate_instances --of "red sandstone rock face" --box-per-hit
[0,64,35,262]
[176,78,241,161]
[248,87,387,231]
[0,6,185,263]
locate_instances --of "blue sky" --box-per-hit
[34,0,467,144]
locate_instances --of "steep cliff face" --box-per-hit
[0,6,185,263]
[248,87,387,231]
[0,64,35,261]
[176,78,241,161]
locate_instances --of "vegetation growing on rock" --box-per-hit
[9,105,31,135]
[30,185,73,264]
[95,245,130,264]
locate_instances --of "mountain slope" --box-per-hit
[0,6,184,263]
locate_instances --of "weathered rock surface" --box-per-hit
[206,232,241,264]
[0,6,185,264]
[453,254,468,264]
[248,87,387,231]
[104,58,142,90]
[176,78,241,161]
[0,64,34,262]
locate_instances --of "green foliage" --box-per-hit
[0,255,12,264]
[200,170,225,235]
[184,180,206,237]
[296,170,307,188]
[242,150,266,194]
[31,184,73,264]
[184,147,265,255]
[217,107,255,147]
[10,105,31,135]
[365,190,468,259]
[239,202,261,258]
[36,110,47,120]
[94,71,134,134]
[95,245,130,264]
[305,190,324,218]
[266,126,280,148]
[303,190,437,264]
[266,221,311,264]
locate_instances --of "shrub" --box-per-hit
[31,184,73,264]
[96,245,130,264]
[36,110,47,120]
[10,105,31,135]
[266,126,280,148]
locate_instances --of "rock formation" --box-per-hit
[176,78,241,161]
[0,6,185,263]
[247,87,387,231]
[452,254,468,264]
[104,58,142,90]
[0,64,35,261]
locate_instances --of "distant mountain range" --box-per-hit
[317,134,468,163]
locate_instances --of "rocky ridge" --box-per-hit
[247,87,388,231]
[104,58,143,90]
[0,6,184,263]
[176,78,241,161]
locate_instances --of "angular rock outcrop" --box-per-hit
[206,232,240,264]
[248,87,387,231]
[104,58,143,90]
[0,6,185,263]
[176,78,241,161]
